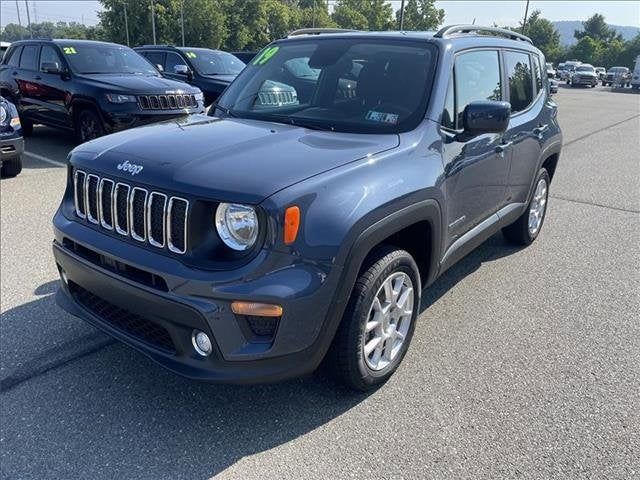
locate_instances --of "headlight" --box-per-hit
[0,104,7,124]
[194,92,204,102]
[215,203,259,251]
[105,93,137,103]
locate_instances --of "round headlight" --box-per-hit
[0,105,7,124]
[215,203,259,251]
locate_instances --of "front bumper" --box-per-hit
[52,211,345,383]
[572,77,597,86]
[0,135,24,161]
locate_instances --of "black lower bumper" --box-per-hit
[53,241,332,384]
[0,136,24,161]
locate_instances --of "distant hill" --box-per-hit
[553,21,640,45]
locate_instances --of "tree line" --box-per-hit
[514,11,639,68]
[1,2,637,68]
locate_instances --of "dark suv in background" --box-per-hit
[135,45,245,106]
[0,39,204,143]
[53,26,562,391]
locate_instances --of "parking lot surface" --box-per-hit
[1,85,639,479]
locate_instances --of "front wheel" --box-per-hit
[330,247,421,391]
[503,168,550,246]
[75,108,105,144]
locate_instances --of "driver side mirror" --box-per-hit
[155,63,164,72]
[41,61,61,74]
[173,64,192,79]
[462,100,511,138]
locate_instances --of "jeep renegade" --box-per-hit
[52,26,562,391]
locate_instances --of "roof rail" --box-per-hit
[287,28,359,37]
[434,24,532,44]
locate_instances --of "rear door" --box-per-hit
[13,44,41,121]
[501,50,544,206]
[441,49,509,243]
[140,50,166,73]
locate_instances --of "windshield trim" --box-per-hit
[59,42,160,76]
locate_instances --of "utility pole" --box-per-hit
[15,0,22,28]
[24,0,33,38]
[180,0,185,47]
[399,0,405,30]
[521,0,530,34]
[151,0,156,45]
[312,0,316,28]
[123,1,130,46]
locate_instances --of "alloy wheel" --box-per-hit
[528,177,548,236]
[362,272,414,371]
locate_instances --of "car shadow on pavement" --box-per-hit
[1,232,521,479]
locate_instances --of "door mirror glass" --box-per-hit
[173,64,190,76]
[41,61,61,74]
[463,100,510,136]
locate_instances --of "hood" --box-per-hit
[76,73,200,94]
[575,71,597,77]
[71,115,399,204]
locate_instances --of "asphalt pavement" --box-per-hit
[1,84,639,479]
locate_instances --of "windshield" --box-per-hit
[61,43,158,75]
[609,67,628,73]
[181,49,245,75]
[216,38,437,134]
[576,66,594,72]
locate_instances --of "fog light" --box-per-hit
[192,330,212,356]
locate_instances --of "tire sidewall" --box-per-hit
[76,109,104,143]
[525,168,551,243]
[351,252,421,387]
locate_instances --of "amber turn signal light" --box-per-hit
[284,206,300,245]
[231,301,283,317]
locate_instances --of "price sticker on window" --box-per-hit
[63,47,78,55]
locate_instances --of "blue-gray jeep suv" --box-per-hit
[52,26,562,391]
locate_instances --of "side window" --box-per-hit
[442,73,455,130]
[165,52,186,72]
[531,53,543,95]
[504,51,534,113]
[19,45,40,71]
[40,45,61,71]
[6,46,23,67]
[144,51,165,70]
[454,50,501,127]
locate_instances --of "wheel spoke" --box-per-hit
[364,336,382,356]
[396,287,413,310]
[366,318,381,332]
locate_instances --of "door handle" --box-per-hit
[495,141,513,154]
[533,124,548,138]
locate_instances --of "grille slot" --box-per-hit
[86,174,99,224]
[74,170,87,218]
[168,197,188,254]
[99,179,114,230]
[129,187,148,242]
[69,281,176,353]
[72,170,188,254]
[138,94,196,110]
[115,183,130,235]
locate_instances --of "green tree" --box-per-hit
[574,13,621,43]
[521,10,561,61]
[0,24,31,42]
[332,0,394,31]
[395,0,444,31]
[569,36,604,65]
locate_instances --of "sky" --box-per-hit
[0,0,639,28]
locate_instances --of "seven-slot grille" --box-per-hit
[73,169,189,254]
[138,94,197,110]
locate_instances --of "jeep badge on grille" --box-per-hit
[117,160,143,176]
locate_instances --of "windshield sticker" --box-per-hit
[185,51,197,59]
[63,47,78,55]
[252,46,279,66]
[366,111,399,125]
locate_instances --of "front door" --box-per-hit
[441,49,509,246]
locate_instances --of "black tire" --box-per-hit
[502,168,550,246]
[329,246,421,391]
[20,117,34,137]
[1,156,23,178]
[75,108,104,144]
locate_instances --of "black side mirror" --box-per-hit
[41,61,61,74]
[547,72,554,79]
[462,101,511,137]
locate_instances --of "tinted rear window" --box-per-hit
[504,51,533,113]
[6,46,23,67]
[19,45,40,70]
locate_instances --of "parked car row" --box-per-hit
[0,39,256,146]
